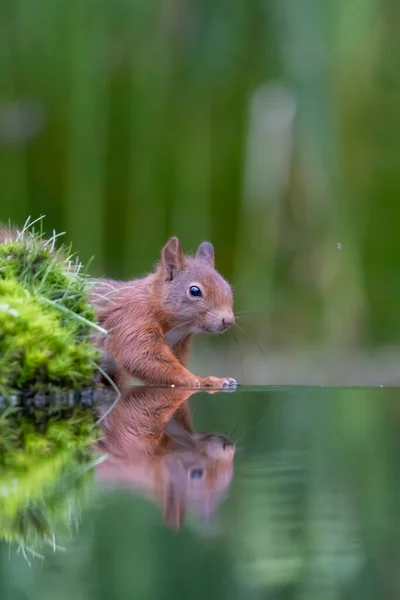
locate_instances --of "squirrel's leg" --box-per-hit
[108,329,236,388]
[173,336,191,367]
[172,335,237,389]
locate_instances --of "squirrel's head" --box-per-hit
[159,236,235,335]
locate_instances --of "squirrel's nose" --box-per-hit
[222,313,235,329]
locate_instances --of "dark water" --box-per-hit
[1,386,399,599]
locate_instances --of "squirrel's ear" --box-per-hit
[161,237,185,281]
[196,241,214,268]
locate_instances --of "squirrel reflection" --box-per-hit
[94,386,236,529]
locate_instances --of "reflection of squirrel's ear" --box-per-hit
[162,237,185,281]
[163,480,186,530]
[196,241,214,268]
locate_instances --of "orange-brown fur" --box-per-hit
[94,386,236,528]
[90,237,237,389]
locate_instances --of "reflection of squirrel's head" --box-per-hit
[161,424,235,529]
[95,386,236,530]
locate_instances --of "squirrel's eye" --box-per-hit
[189,285,202,298]
[189,468,204,480]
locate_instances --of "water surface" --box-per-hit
[0,386,399,599]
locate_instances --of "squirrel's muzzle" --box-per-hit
[220,312,235,331]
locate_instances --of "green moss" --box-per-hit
[0,221,106,558]
[0,222,103,393]
[0,402,101,556]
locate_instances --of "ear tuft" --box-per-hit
[161,237,185,281]
[196,241,214,268]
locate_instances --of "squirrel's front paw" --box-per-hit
[198,376,237,389]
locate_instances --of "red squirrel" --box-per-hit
[90,237,237,389]
[94,386,236,528]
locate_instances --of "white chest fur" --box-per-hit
[165,327,189,349]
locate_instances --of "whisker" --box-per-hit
[228,424,245,446]
[233,322,268,365]
[234,309,265,315]
[222,334,229,374]
[231,329,244,383]
[227,425,237,438]
[251,337,268,363]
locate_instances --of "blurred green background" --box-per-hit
[1,0,399,382]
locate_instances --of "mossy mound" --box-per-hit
[0,220,103,394]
